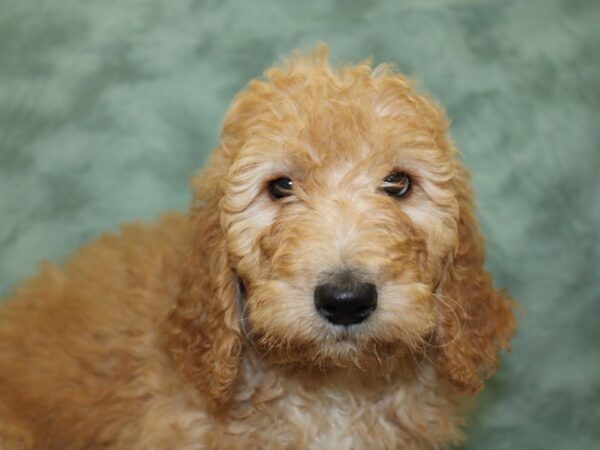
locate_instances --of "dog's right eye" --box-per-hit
[381,171,412,198]
[268,177,294,200]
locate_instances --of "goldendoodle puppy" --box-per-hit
[0,46,516,450]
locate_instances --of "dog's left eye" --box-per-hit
[381,171,412,198]
[268,177,294,200]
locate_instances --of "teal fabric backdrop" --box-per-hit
[1,0,599,448]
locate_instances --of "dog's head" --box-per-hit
[166,46,515,410]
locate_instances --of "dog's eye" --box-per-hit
[268,177,294,200]
[381,171,412,198]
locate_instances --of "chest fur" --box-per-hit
[211,364,462,450]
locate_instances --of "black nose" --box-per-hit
[314,281,377,326]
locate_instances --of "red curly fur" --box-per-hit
[0,45,515,450]
[435,163,516,394]
[164,159,242,410]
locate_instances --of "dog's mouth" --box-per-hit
[331,325,370,343]
[335,328,353,341]
[233,276,416,370]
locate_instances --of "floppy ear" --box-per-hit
[435,167,516,394]
[164,152,242,411]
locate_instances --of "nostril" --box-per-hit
[355,305,373,316]
[320,305,339,319]
[314,281,377,326]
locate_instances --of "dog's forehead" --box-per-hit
[274,104,439,184]
[260,96,406,160]
[226,68,453,193]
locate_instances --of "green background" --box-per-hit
[1,0,599,448]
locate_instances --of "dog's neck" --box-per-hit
[233,345,434,405]
[212,346,462,449]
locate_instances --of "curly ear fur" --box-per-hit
[436,166,516,394]
[164,151,242,411]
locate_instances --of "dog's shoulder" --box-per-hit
[0,212,192,448]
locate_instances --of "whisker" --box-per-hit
[425,292,465,349]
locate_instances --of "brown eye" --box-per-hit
[268,177,294,200]
[381,171,412,198]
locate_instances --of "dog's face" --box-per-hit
[218,59,460,369]
[170,48,514,406]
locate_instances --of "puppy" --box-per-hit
[0,46,516,450]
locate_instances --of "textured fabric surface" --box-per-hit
[1,0,599,448]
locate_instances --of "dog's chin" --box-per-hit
[250,325,416,373]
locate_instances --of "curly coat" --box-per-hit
[0,46,516,450]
